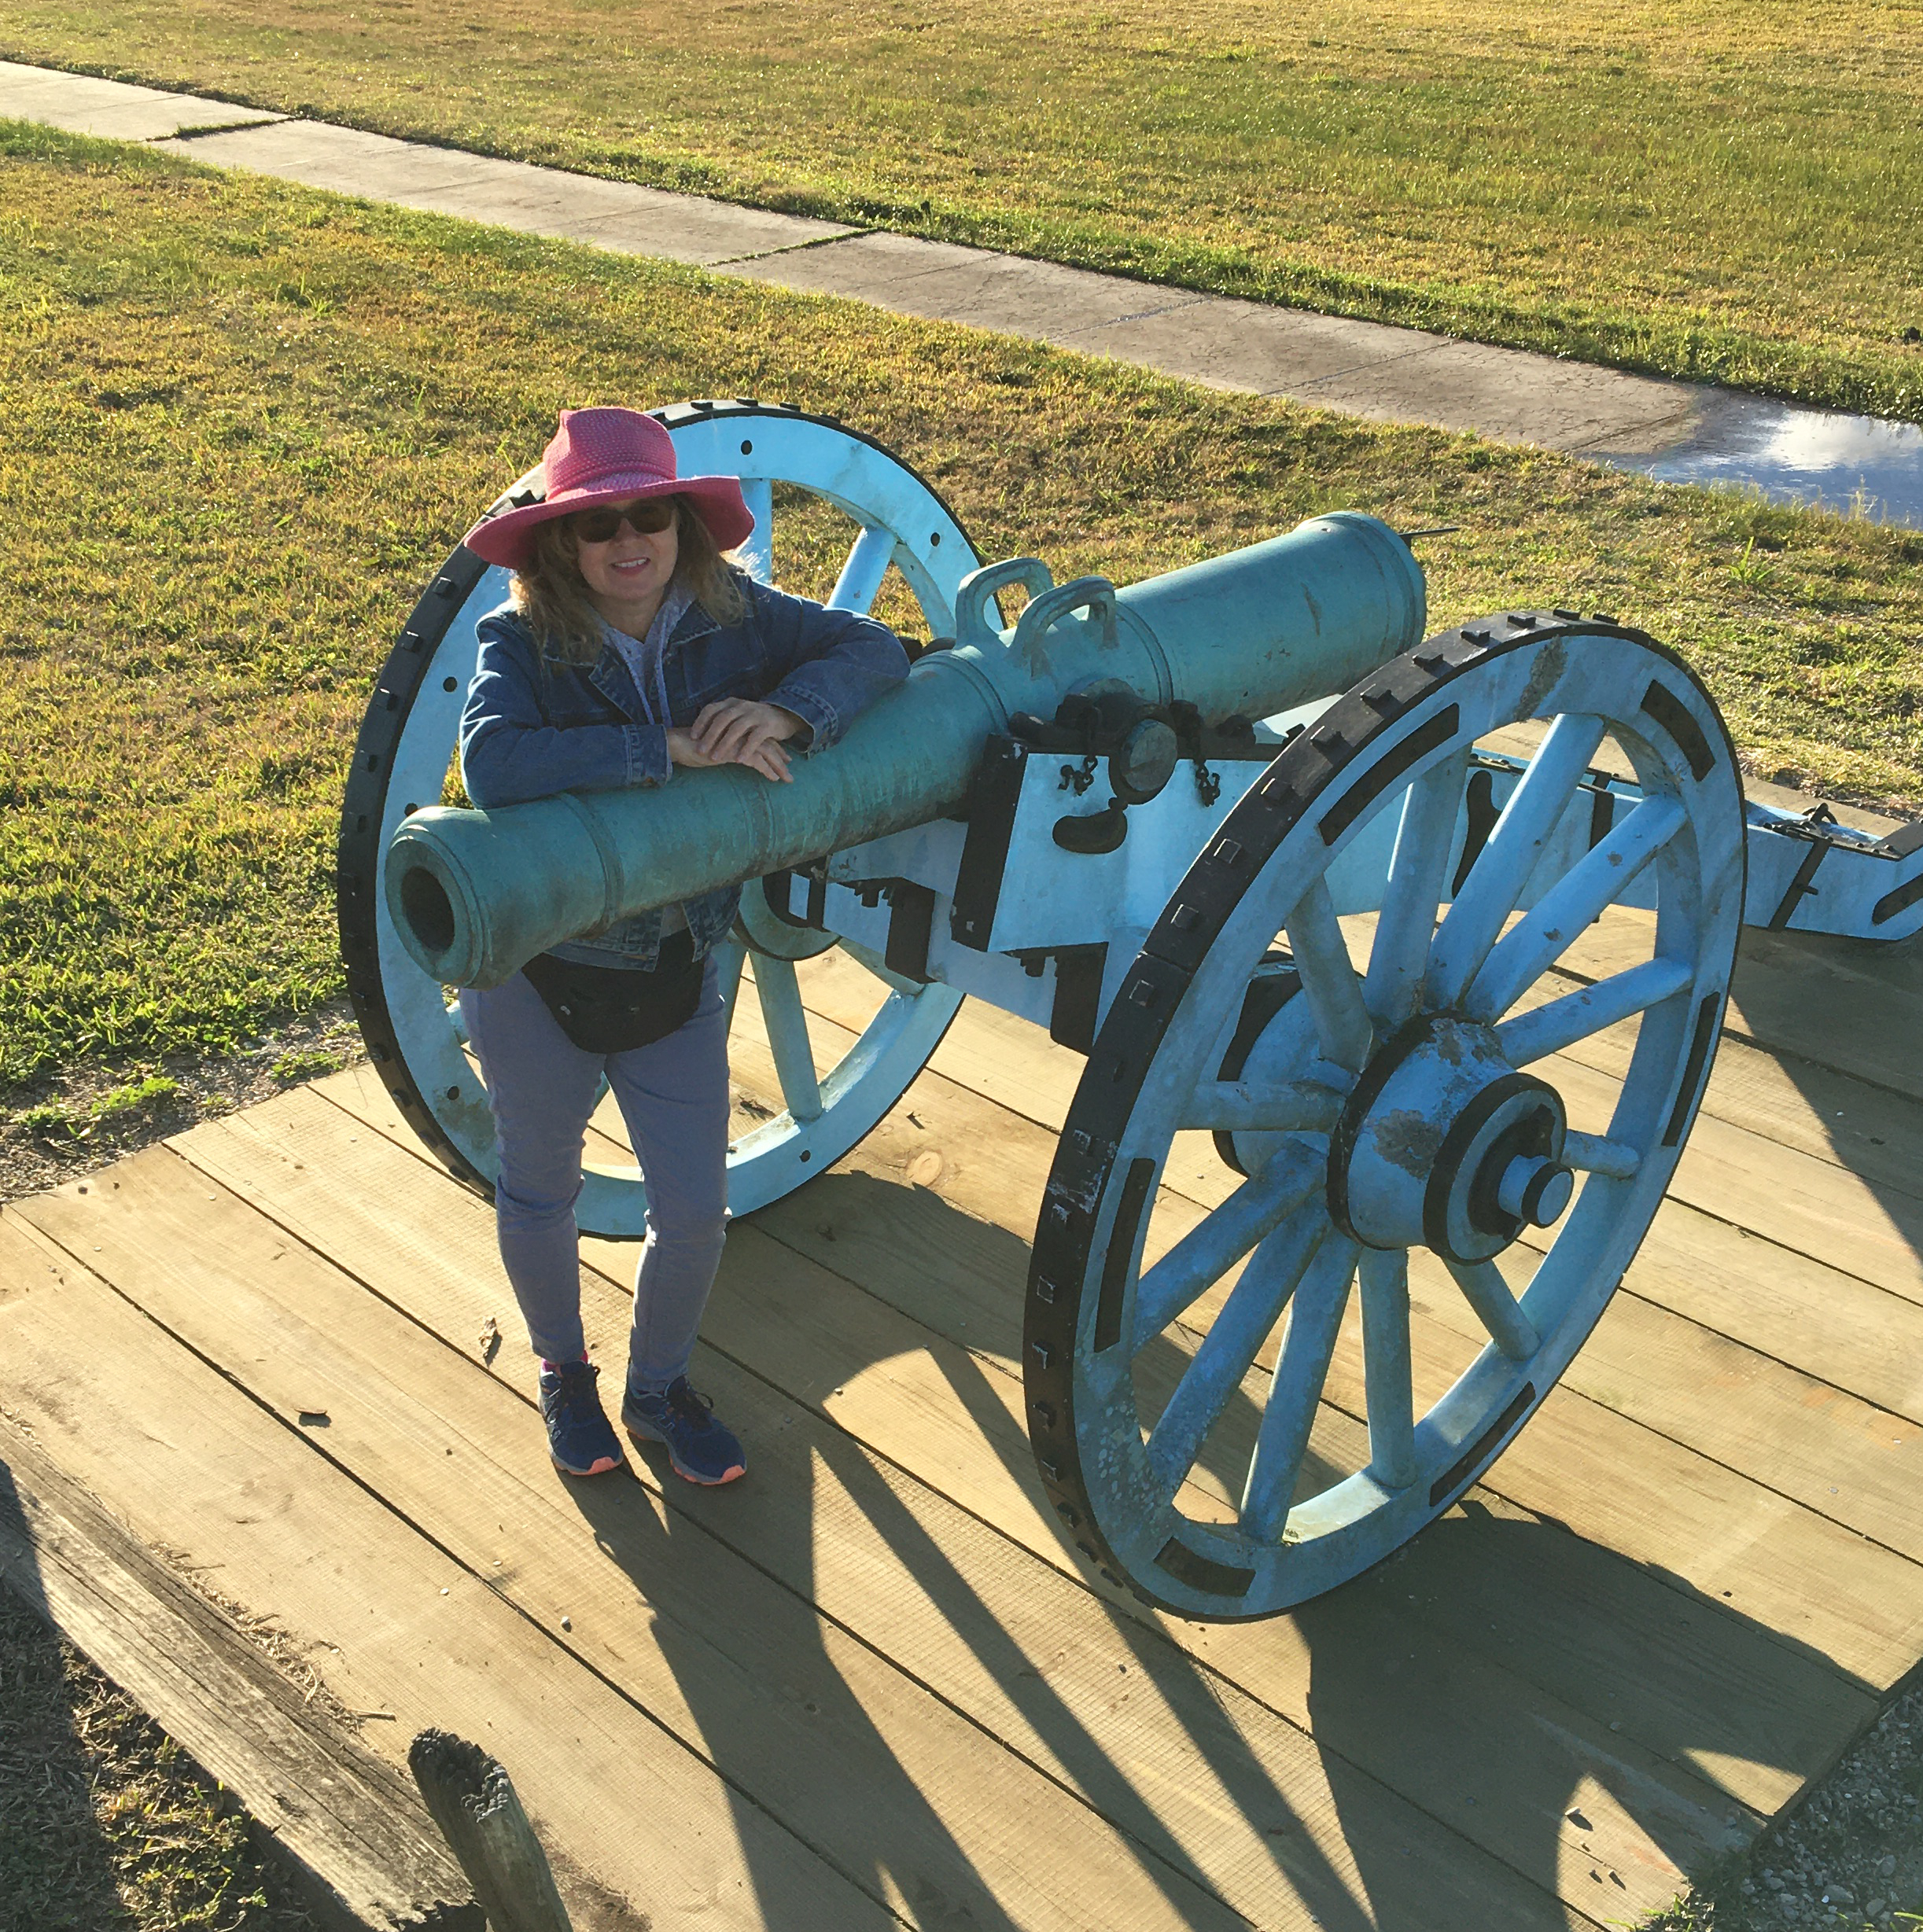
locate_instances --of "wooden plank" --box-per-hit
[308,1075,1781,1915]
[313,1073,1806,1916]
[0,1410,481,1932]
[802,950,1923,1310]
[1295,1233,1923,1703]
[624,1174,1841,1883]
[337,1035,1923,1691]
[740,994,1923,1571]
[0,1209,889,1932]
[1553,914,1923,1104]
[823,922,1923,1329]
[17,1150,1251,1932]
[1406,1242,1923,1570]
[1538,1194,1923,1430]
[792,959,1923,1527]
[1542,1000,1923,1213]
[1548,1056,1923,1308]
[1731,925,1923,1058]
[798,949,1085,1139]
[707,1200,1903,1806]
[793,933,1923,1197]
[775,918,1923,1290]
[1088,1253,1917,1776]
[195,1077,1591,1932]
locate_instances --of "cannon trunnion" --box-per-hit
[346,405,1923,1621]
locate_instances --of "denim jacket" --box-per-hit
[459,574,909,967]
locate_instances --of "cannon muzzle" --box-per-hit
[387,510,1424,988]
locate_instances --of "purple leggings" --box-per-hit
[459,959,730,1393]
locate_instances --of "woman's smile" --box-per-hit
[576,500,680,631]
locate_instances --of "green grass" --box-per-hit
[2,1,1922,418]
[14,1073,180,1140]
[1,120,1920,1095]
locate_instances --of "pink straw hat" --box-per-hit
[462,407,756,570]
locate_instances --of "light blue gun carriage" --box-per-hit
[341,404,1923,1622]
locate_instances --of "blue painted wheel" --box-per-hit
[1026,614,1745,1619]
[338,402,973,1235]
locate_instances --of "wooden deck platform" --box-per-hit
[2,916,1921,1931]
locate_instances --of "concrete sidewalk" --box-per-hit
[9,58,1922,523]
[0,58,278,140]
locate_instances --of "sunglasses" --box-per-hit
[569,498,677,543]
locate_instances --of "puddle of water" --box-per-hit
[1593,392,1923,528]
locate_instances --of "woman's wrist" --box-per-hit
[768,704,812,747]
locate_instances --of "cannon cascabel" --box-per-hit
[385,511,1426,988]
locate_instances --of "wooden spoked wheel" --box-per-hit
[1025,615,1746,1619]
[337,403,974,1236]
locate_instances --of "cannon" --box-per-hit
[341,402,1923,1621]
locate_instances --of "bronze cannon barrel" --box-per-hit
[386,511,1426,988]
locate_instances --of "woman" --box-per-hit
[458,407,908,1485]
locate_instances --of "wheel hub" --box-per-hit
[1329,1014,1574,1263]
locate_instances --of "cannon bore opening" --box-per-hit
[400,864,458,959]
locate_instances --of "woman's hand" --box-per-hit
[670,699,810,783]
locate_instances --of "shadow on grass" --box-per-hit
[0,1521,321,1932]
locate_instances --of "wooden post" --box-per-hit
[407,1729,575,1932]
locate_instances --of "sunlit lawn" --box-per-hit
[2,0,1921,418]
[2,121,1919,1096]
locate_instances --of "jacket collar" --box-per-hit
[585,585,718,720]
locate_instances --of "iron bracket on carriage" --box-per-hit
[340,400,1923,1624]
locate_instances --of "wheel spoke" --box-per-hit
[1564,1131,1641,1179]
[715,940,746,1032]
[1442,1257,1538,1360]
[1131,1138,1326,1349]
[753,955,824,1122]
[1363,749,1470,1030]
[737,477,775,584]
[1425,714,1608,1010]
[1359,1247,1418,1489]
[1464,794,1686,1021]
[828,524,897,614]
[1285,878,1373,1073]
[1181,1078,1345,1134]
[1495,955,1693,1065]
[1239,1235,1359,1542]
[1144,1205,1330,1502]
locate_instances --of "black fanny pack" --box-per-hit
[521,932,703,1054]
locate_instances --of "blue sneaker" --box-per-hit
[539,1360,624,1476]
[621,1378,746,1486]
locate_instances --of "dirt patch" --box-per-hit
[0,1002,366,1206]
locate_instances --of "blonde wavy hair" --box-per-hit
[511,495,749,664]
